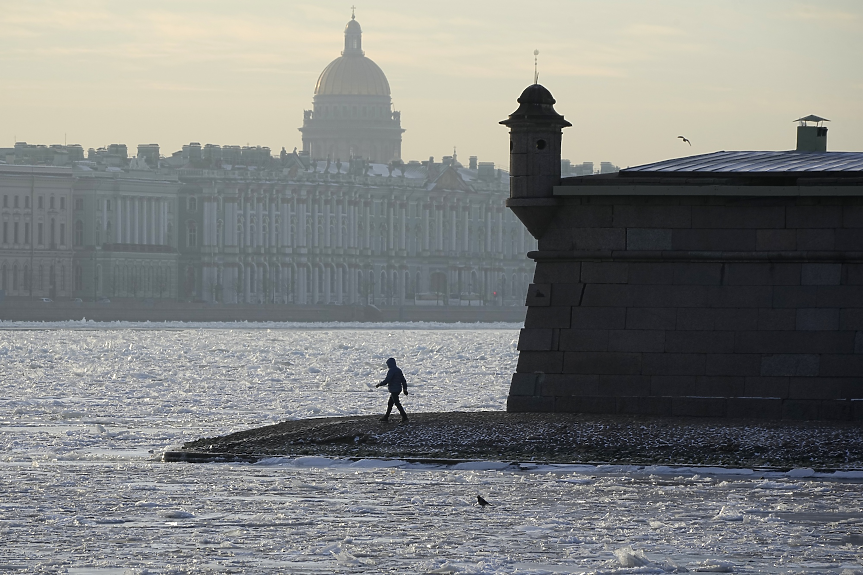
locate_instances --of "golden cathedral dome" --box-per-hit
[313,14,391,97]
[314,56,391,97]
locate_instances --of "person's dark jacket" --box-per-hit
[378,357,407,395]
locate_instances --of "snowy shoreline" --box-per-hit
[179,411,863,472]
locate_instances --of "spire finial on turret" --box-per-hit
[351,5,356,19]
[534,49,539,85]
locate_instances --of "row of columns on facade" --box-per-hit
[202,194,526,255]
[102,197,171,246]
[1,258,71,296]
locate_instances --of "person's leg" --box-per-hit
[392,394,407,420]
[382,394,396,420]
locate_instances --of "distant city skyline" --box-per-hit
[2,0,862,169]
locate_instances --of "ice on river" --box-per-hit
[2,323,862,574]
[1,322,519,461]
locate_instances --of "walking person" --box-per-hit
[375,357,408,422]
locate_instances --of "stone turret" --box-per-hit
[500,84,571,238]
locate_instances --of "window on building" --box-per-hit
[74,220,83,246]
[24,196,29,209]
[50,219,56,246]
[1,265,5,291]
[75,198,84,211]
[38,197,43,209]
[2,196,6,208]
[60,197,65,210]
[60,223,65,245]
[107,199,112,211]
[50,197,55,209]
[2,222,7,244]
[14,196,19,209]
[188,197,197,211]
[23,265,29,290]
[38,222,43,245]
[13,222,18,244]
[75,266,83,291]
[12,265,17,291]
[24,222,29,244]
[187,222,197,247]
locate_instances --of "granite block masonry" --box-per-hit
[502,84,863,420]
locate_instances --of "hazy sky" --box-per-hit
[2,1,862,169]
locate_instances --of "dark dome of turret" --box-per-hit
[519,84,556,105]
[501,83,571,127]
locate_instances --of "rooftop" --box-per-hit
[621,151,863,175]
[556,150,863,196]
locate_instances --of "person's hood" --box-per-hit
[386,358,397,369]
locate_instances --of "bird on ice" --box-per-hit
[678,136,691,146]
[477,495,491,507]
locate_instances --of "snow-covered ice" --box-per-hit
[1,323,862,573]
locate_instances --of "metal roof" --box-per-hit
[621,151,863,174]
[795,114,829,123]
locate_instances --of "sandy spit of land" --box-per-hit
[179,411,863,470]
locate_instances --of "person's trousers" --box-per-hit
[385,392,407,419]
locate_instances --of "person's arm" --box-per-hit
[402,372,408,395]
[377,369,394,388]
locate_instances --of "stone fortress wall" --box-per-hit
[503,84,863,420]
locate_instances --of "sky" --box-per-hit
[2,0,862,169]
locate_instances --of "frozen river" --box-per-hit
[2,322,862,574]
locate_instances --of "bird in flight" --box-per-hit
[678,136,691,146]
[477,495,491,507]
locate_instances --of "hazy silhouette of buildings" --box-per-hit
[1,139,532,307]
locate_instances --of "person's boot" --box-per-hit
[379,416,389,422]
[401,415,409,423]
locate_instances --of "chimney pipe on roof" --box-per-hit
[795,115,829,152]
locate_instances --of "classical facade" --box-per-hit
[0,165,74,300]
[299,12,404,163]
[1,142,533,307]
[178,155,534,306]
[71,156,180,301]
